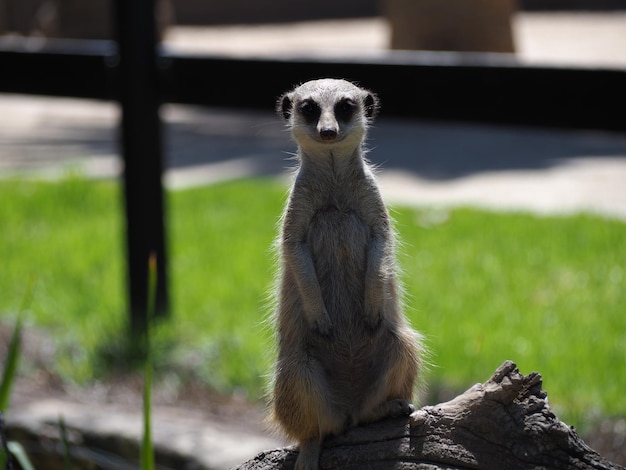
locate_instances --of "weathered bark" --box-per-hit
[235,361,624,470]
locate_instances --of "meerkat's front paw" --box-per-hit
[363,305,383,331]
[311,308,333,337]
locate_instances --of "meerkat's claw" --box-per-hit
[388,399,416,418]
[364,308,384,332]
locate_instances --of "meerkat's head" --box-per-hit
[277,79,379,156]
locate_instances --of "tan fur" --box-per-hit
[271,79,423,470]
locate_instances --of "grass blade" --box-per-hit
[1,412,9,469]
[141,358,154,470]
[59,415,74,470]
[0,279,35,413]
[7,442,35,470]
[140,253,157,470]
[0,317,21,413]
[0,279,34,413]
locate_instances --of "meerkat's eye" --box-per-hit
[298,100,321,123]
[335,99,357,122]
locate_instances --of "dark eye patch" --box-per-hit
[334,99,357,122]
[298,99,321,123]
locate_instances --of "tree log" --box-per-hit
[235,361,624,470]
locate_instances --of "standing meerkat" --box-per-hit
[271,78,423,470]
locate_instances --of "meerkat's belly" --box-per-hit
[307,205,369,323]
[306,205,387,403]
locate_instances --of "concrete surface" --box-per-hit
[9,398,280,469]
[2,93,626,219]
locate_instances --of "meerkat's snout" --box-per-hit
[318,113,339,141]
[317,98,359,142]
[297,97,341,142]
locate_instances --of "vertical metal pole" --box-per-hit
[114,0,169,337]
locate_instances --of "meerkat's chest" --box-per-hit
[307,203,370,266]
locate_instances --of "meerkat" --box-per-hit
[270,78,423,470]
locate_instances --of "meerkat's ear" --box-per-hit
[277,93,294,120]
[363,92,380,120]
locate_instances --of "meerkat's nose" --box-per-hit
[318,110,338,141]
[319,128,338,141]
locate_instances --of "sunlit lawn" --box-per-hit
[1,176,625,430]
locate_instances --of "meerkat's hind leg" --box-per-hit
[295,437,323,470]
[357,335,420,424]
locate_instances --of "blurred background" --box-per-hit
[2,0,626,63]
[1,1,626,468]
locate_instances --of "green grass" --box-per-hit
[0,176,625,430]
[393,207,626,425]
[1,176,126,382]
